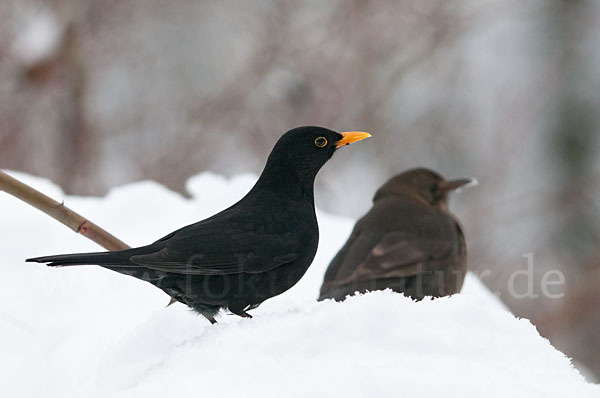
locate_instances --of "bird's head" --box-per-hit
[262,126,371,184]
[374,168,476,210]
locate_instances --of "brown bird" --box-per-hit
[318,168,474,302]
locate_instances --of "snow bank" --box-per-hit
[0,171,598,397]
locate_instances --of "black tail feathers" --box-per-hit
[26,251,131,267]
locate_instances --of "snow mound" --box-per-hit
[0,170,598,397]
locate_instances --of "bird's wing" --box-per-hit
[334,221,462,287]
[344,231,446,281]
[129,221,300,275]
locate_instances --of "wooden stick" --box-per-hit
[0,170,129,251]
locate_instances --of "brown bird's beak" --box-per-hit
[336,131,372,148]
[445,178,477,193]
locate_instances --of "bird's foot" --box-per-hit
[229,310,252,319]
[228,302,254,319]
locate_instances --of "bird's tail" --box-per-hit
[26,250,134,267]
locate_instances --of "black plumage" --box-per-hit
[27,126,370,323]
[318,168,473,302]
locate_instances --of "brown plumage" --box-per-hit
[319,168,474,301]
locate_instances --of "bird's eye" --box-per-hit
[314,137,328,148]
[430,184,439,194]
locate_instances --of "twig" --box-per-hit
[0,170,129,251]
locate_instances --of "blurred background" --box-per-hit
[1,0,599,380]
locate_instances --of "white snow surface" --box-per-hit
[0,171,598,397]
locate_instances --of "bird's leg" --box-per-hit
[197,312,218,324]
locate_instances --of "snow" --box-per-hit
[0,170,598,397]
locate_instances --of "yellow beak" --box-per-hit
[336,131,372,148]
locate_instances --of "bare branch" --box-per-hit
[0,170,129,251]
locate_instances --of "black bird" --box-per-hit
[27,126,371,323]
[318,168,474,302]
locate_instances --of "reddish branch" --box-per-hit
[0,170,129,251]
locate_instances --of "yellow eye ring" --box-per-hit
[314,137,328,148]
